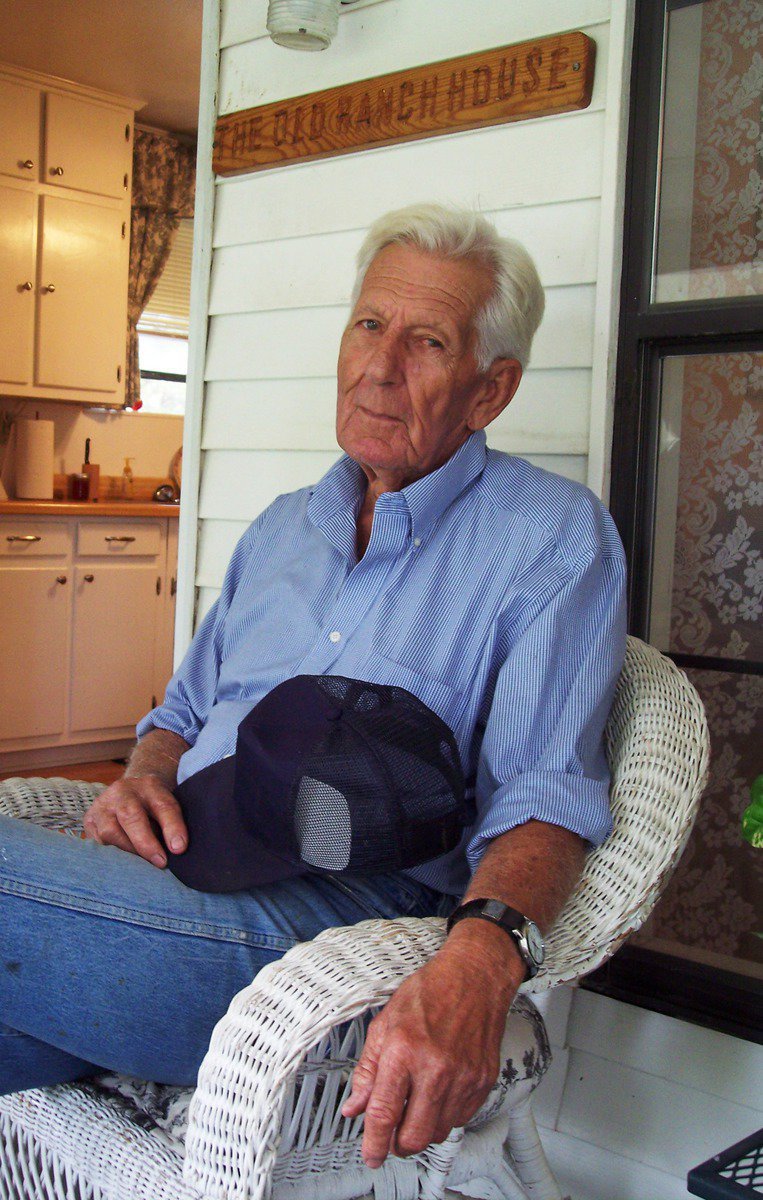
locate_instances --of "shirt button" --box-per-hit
[329,630,341,643]
[413,537,421,548]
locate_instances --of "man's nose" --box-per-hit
[364,332,403,384]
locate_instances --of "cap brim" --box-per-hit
[167,755,303,893]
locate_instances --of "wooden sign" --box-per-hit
[213,31,595,176]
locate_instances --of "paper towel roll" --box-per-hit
[15,418,55,499]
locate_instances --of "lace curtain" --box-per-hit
[126,130,196,409]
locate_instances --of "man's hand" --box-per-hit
[342,922,523,1167]
[342,821,586,1168]
[82,728,190,867]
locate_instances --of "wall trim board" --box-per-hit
[586,0,635,501]
[174,0,219,660]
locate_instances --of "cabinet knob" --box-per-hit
[43,284,56,293]
[21,281,33,291]
[83,574,95,583]
[56,575,67,585]
[21,159,34,170]
[51,166,64,176]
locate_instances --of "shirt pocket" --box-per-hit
[360,647,466,730]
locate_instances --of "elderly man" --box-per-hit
[0,205,625,1168]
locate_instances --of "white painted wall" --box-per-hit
[0,397,182,485]
[182,0,632,624]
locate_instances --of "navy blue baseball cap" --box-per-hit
[166,675,468,893]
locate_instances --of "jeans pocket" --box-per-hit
[326,872,443,921]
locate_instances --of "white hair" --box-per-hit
[350,204,545,370]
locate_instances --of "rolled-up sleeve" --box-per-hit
[466,537,627,872]
[136,523,258,746]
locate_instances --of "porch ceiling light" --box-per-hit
[266,0,345,51]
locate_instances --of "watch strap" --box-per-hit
[446,898,542,978]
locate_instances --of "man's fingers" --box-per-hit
[144,788,188,855]
[116,799,169,865]
[342,1021,383,1118]
[359,1056,412,1169]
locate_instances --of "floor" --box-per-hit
[0,759,125,784]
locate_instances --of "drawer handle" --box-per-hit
[51,166,64,176]
[105,535,136,544]
[7,534,42,542]
[84,574,95,583]
[56,575,67,585]
[21,159,34,170]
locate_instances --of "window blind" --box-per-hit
[138,218,193,338]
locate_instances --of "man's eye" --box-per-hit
[423,336,444,349]
[360,319,379,331]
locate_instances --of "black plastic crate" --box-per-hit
[688,1129,763,1199]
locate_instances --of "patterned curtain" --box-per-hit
[126,130,196,409]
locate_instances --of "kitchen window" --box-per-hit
[137,217,193,416]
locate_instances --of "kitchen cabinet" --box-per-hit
[0,64,138,406]
[0,514,178,769]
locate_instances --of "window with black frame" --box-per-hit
[589,0,762,1041]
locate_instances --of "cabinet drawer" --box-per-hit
[77,520,162,558]
[0,520,70,557]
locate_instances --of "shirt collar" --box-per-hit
[308,430,487,542]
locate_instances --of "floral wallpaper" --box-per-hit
[638,0,762,967]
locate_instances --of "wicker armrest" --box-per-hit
[0,776,103,831]
[184,916,447,1200]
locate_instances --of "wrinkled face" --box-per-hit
[336,243,495,488]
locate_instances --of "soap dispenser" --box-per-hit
[122,457,135,499]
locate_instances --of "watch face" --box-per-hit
[524,921,545,964]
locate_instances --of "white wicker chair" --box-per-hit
[0,636,709,1200]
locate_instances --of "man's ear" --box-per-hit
[467,359,523,431]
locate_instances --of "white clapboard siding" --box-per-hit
[213,110,606,247]
[219,4,609,112]
[196,586,221,624]
[197,518,251,587]
[205,285,596,381]
[209,199,601,313]
[199,448,341,520]
[201,369,591,455]
[195,0,617,593]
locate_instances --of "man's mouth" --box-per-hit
[357,405,400,424]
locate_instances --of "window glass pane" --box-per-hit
[138,332,188,376]
[138,376,186,417]
[653,0,762,303]
[650,350,762,664]
[643,348,762,976]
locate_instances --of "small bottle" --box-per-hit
[122,457,134,499]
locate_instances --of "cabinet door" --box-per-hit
[0,567,69,739]
[44,93,131,199]
[0,78,40,181]
[0,186,37,386]
[36,194,125,394]
[70,564,159,732]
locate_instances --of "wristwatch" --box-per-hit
[446,898,546,979]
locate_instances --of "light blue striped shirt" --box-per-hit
[139,431,627,896]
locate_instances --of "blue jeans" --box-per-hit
[0,814,446,1096]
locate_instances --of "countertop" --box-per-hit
[0,500,180,518]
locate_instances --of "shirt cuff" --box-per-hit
[135,706,200,746]
[466,770,614,872]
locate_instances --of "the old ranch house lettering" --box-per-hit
[213,31,595,176]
